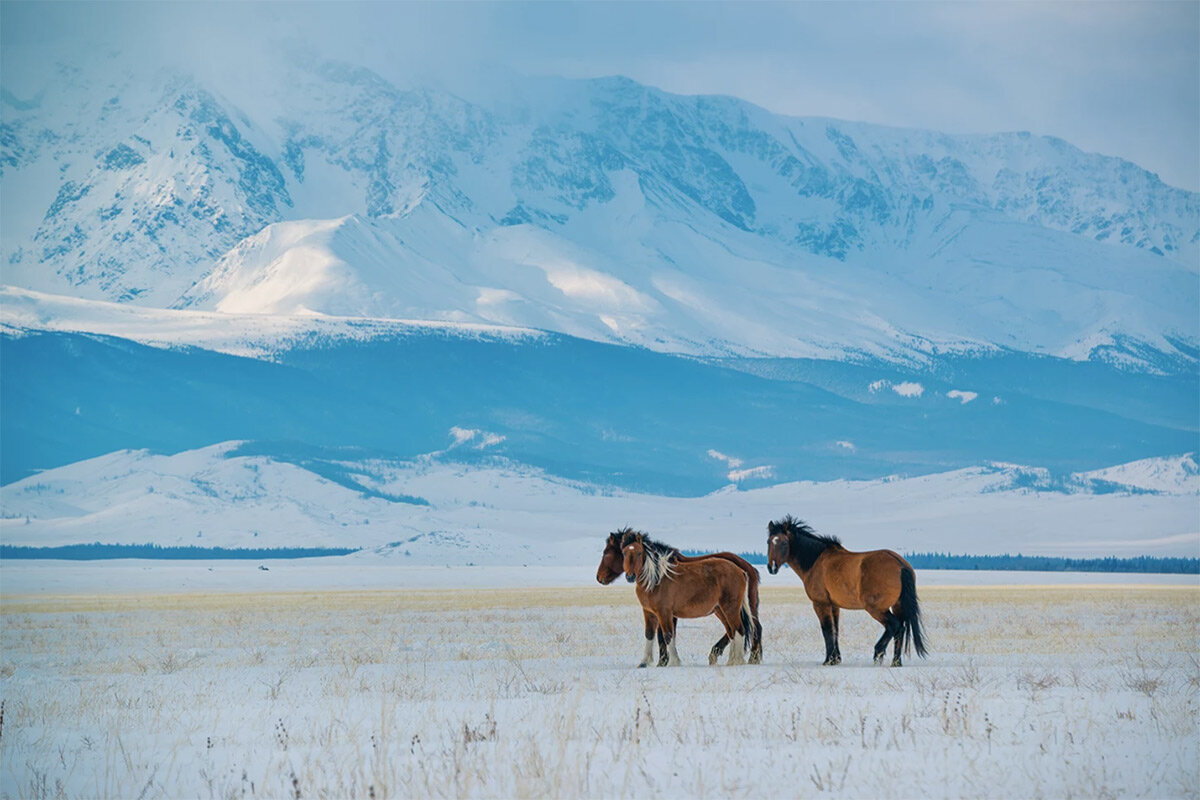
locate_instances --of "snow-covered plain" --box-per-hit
[2,560,1196,598]
[1,583,1196,798]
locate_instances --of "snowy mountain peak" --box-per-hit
[2,53,1197,367]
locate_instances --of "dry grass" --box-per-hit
[1,584,1197,799]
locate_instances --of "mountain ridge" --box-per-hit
[2,52,1196,369]
[2,441,1195,560]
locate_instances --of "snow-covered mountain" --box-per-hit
[3,49,1198,560]
[3,50,1197,367]
[2,443,1196,560]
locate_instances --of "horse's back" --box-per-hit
[679,551,759,581]
[861,548,911,571]
[670,558,747,618]
[816,547,909,608]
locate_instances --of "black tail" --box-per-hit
[898,567,928,658]
[739,585,754,661]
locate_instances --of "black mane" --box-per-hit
[609,527,635,546]
[772,515,842,571]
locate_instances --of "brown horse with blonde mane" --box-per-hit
[596,529,763,665]
[767,515,927,667]
[620,529,753,667]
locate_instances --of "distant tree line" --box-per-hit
[684,550,1199,575]
[0,543,358,560]
[902,552,1199,574]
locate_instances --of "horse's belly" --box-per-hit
[675,605,720,620]
[673,593,721,619]
[829,589,866,610]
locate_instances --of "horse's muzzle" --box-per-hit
[625,573,636,583]
[767,562,779,575]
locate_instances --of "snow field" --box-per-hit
[1,585,1197,799]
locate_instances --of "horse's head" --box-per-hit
[621,532,645,584]
[766,519,790,575]
[596,531,625,585]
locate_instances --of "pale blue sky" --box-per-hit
[4,1,1198,191]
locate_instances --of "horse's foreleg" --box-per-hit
[813,602,840,665]
[638,609,658,668]
[830,606,842,664]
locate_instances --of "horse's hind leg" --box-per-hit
[716,602,746,666]
[748,616,763,665]
[657,622,671,667]
[869,609,901,665]
[710,607,738,666]
[708,633,730,666]
[890,611,906,667]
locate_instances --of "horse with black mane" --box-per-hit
[619,529,753,667]
[767,515,927,667]
[596,528,763,665]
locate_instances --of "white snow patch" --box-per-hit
[947,389,978,404]
[479,432,506,448]
[869,379,925,398]
[892,381,925,398]
[706,449,743,469]
[449,427,478,446]
[447,427,506,450]
[727,465,775,483]
[708,449,771,482]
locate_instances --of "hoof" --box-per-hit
[891,658,902,668]
[874,653,885,665]
[749,653,762,665]
[637,662,648,669]
[822,657,841,666]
